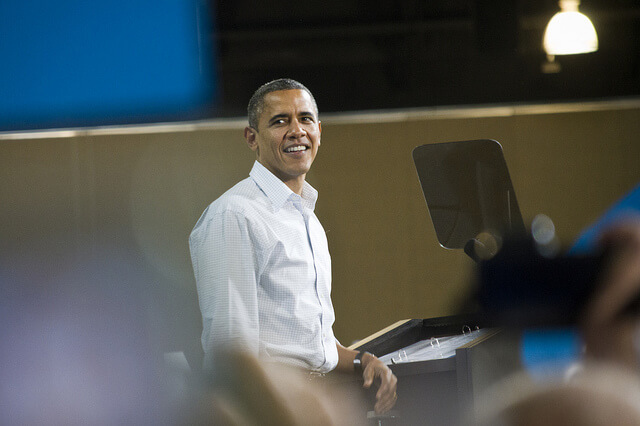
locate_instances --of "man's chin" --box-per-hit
[284,163,313,178]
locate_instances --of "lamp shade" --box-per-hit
[543,10,598,55]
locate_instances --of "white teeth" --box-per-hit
[285,145,307,153]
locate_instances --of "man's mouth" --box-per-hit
[284,145,309,153]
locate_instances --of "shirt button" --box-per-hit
[322,333,326,339]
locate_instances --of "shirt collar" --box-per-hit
[249,161,318,211]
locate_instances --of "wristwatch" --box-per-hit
[353,350,371,375]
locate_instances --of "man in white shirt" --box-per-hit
[189,78,397,414]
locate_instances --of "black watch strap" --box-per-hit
[353,350,369,375]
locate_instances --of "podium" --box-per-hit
[324,141,523,424]
[332,316,521,425]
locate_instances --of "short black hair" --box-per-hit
[247,78,318,130]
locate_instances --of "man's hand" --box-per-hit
[361,353,398,414]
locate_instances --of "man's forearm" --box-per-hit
[335,342,358,373]
[335,342,376,373]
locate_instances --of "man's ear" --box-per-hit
[244,127,259,152]
[318,121,322,146]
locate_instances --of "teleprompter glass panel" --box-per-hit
[412,139,525,250]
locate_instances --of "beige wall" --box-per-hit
[2,101,639,360]
[318,105,640,344]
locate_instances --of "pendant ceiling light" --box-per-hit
[543,0,598,55]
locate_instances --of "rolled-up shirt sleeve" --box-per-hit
[190,207,260,370]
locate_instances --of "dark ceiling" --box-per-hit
[210,0,640,117]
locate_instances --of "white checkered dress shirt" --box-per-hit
[190,161,339,372]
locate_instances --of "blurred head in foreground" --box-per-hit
[188,349,366,426]
[474,364,640,426]
[0,247,182,425]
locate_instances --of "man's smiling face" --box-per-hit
[245,89,321,194]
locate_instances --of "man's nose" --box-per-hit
[287,119,306,138]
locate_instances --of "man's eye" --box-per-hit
[301,117,313,122]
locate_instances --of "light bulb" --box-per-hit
[543,1,598,55]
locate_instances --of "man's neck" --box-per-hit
[254,160,306,195]
[284,177,305,196]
